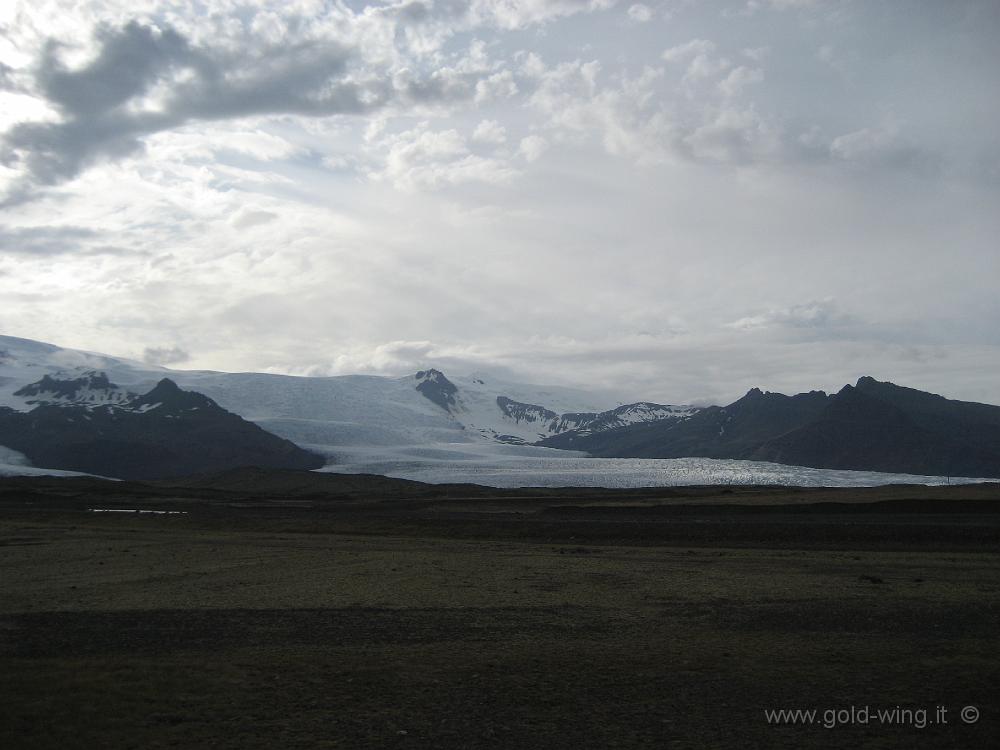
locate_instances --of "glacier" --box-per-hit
[0,334,993,487]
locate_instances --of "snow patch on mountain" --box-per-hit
[413,372,700,445]
[15,371,136,408]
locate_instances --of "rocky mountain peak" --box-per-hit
[414,369,459,412]
[130,378,218,413]
[14,371,133,406]
[415,368,448,384]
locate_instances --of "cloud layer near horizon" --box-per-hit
[1,0,998,405]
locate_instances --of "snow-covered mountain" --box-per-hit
[437,371,700,444]
[0,335,700,472]
[0,370,323,479]
[14,371,136,408]
[495,397,700,442]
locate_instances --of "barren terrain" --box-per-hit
[1,472,998,748]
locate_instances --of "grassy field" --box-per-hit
[1,475,998,748]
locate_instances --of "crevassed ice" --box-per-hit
[318,448,991,488]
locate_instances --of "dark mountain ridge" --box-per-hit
[541,387,830,458]
[0,375,324,480]
[542,377,1000,478]
[490,395,700,444]
[15,371,134,406]
[414,369,459,412]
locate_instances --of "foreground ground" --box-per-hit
[1,471,998,748]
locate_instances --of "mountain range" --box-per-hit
[1,334,998,480]
[0,372,323,479]
[543,377,1000,478]
[0,335,696,479]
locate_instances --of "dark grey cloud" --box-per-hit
[397,1,434,23]
[230,210,278,229]
[0,225,144,257]
[397,68,477,103]
[0,62,15,90]
[0,20,481,204]
[37,22,195,119]
[142,345,190,366]
[0,225,97,256]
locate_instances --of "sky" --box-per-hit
[1,0,998,406]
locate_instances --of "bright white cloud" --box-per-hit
[519,134,549,162]
[718,66,764,97]
[471,0,620,30]
[829,124,927,170]
[474,69,519,103]
[627,4,654,24]
[472,119,507,144]
[375,125,518,190]
[682,106,781,162]
[662,39,716,64]
[727,299,851,331]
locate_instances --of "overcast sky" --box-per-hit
[1,0,998,405]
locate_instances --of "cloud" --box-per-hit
[142,345,191,366]
[474,69,519,103]
[743,46,770,62]
[743,0,821,13]
[727,299,854,331]
[627,4,654,24]
[521,40,938,175]
[34,23,193,120]
[829,124,932,171]
[0,18,522,203]
[816,43,854,76]
[662,39,716,64]
[229,210,278,230]
[683,56,731,86]
[0,224,101,256]
[291,338,517,380]
[661,39,732,89]
[718,66,764,97]
[681,106,781,163]
[375,124,518,190]
[472,119,507,144]
[1,0,997,411]
[327,339,448,375]
[211,130,301,161]
[471,0,619,30]
[766,0,821,9]
[0,62,15,89]
[0,22,360,198]
[525,58,669,162]
[519,134,549,162]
